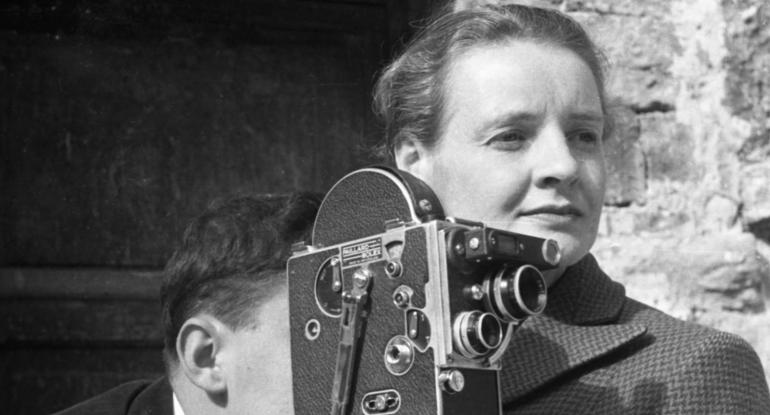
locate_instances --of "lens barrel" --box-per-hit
[452,311,503,358]
[483,264,547,323]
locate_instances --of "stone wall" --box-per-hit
[458,0,770,380]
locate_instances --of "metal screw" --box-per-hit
[392,286,412,308]
[372,395,387,411]
[393,292,407,308]
[468,237,480,250]
[353,269,371,288]
[469,284,484,301]
[385,260,402,278]
[418,199,433,212]
[304,319,321,340]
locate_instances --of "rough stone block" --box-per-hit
[741,161,770,225]
[598,206,637,236]
[596,231,768,317]
[603,105,646,206]
[638,112,695,182]
[579,13,679,110]
[723,1,770,129]
[702,193,742,232]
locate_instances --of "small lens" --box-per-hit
[476,312,502,349]
[452,311,503,358]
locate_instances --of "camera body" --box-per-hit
[288,166,559,415]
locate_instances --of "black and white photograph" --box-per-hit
[2,1,769,414]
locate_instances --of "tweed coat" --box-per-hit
[52,377,172,415]
[499,254,770,414]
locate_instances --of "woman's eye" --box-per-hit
[488,131,527,150]
[570,131,599,148]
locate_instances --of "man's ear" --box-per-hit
[394,137,430,179]
[176,316,229,394]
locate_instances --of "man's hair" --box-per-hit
[160,192,321,365]
[372,3,609,162]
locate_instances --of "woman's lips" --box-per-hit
[517,205,583,226]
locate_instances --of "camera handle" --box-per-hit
[330,269,373,415]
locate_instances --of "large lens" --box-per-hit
[484,264,547,322]
[452,311,503,358]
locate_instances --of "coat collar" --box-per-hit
[499,254,647,404]
[544,253,626,325]
[127,377,174,415]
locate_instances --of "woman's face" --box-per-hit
[396,40,606,281]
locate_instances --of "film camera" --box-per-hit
[288,166,560,415]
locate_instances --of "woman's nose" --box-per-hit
[531,128,579,188]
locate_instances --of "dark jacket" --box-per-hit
[500,254,770,414]
[51,255,770,414]
[52,377,172,415]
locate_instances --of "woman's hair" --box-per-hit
[372,3,609,162]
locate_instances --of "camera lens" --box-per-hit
[475,312,502,349]
[452,311,503,358]
[484,264,547,323]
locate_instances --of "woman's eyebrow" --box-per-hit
[567,111,604,124]
[482,111,543,130]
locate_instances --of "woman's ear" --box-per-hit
[394,137,430,180]
[176,316,229,395]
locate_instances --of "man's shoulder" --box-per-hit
[52,377,171,415]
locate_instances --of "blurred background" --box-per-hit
[1,0,768,413]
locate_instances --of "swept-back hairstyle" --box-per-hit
[160,192,321,364]
[373,3,609,161]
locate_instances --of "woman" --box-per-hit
[374,4,770,414]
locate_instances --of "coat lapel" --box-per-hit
[499,255,647,403]
[127,377,174,415]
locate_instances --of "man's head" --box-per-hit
[160,192,320,414]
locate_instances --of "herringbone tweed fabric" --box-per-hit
[499,254,770,414]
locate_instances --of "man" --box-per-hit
[54,192,320,415]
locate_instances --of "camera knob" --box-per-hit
[438,369,465,394]
[383,336,414,375]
